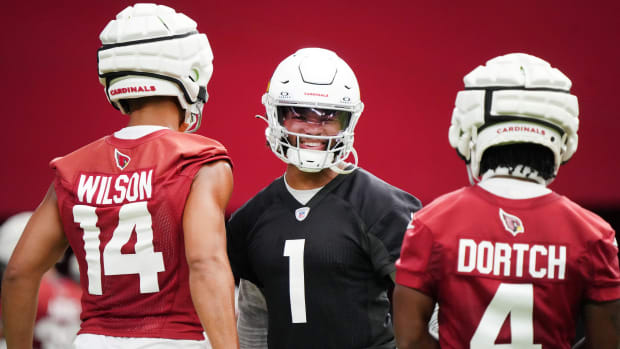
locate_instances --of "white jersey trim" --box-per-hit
[283,176,323,205]
[478,176,551,199]
[113,126,170,140]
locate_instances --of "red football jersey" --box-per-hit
[50,129,231,340]
[396,185,620,349]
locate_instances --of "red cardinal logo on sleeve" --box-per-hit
[114,149,131,170]
[499,208,524,236]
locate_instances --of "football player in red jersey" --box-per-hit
[1,4,239,349]
[393,53,620,349]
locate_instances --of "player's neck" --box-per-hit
[127,100,183,131]
[490,174,541,184]
[285,165,339,190]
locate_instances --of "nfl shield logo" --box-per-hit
[114,149,131,170]
[295,207,310,221]
[499,208,524,236]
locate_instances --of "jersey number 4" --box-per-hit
[73,202,165,295]
[471,283,542,348]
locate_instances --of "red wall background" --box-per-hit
[1,1,619,220]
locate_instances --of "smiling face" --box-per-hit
[280,106,350,150]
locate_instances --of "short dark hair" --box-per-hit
[479,143,556,181]
[121,96,184,125]
[121,96,180,112]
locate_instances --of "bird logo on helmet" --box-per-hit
[448,53,579,184]
[260,48,365,173]
[97,3,214,133]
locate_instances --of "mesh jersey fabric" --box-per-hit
[228,168,421,349]
[396,185,620,348]
[50,129,230,340]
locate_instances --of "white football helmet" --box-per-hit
[0,212,33,265]
[262,48,364,173]
[98,3,214,133]
[448,53,579,184]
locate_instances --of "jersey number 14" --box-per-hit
[73,202,165,295]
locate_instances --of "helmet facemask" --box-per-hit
[270,106,353,172]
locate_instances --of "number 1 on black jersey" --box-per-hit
[284,239,307,323]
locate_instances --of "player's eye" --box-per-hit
[319,113,338,123]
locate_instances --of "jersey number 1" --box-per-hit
[471,283,542,348]
[73,202,165,295]
[284,239,307,323]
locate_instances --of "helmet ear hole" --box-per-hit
[189,68,199,82]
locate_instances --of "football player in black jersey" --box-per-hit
[227,48,422,349]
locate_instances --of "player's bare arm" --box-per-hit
[572,299,620,349]
[393,284,439,349]
[1,184,68,348]
[183,160,239,349]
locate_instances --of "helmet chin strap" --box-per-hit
[285,145,358,175]
[286,147,331,173]
[466,163,479,186]
[330,147,358,175]
[466,138,479,185]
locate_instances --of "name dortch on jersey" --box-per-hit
[50,129,230,340]
[456,238,567,280]
[396,185,620,349]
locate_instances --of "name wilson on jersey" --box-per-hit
[76,170,153,205]
[457,238,566,280]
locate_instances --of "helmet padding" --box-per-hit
[98,3,213,132]
[448,53,579,184]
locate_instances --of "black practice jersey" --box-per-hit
[227,168,422,349]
